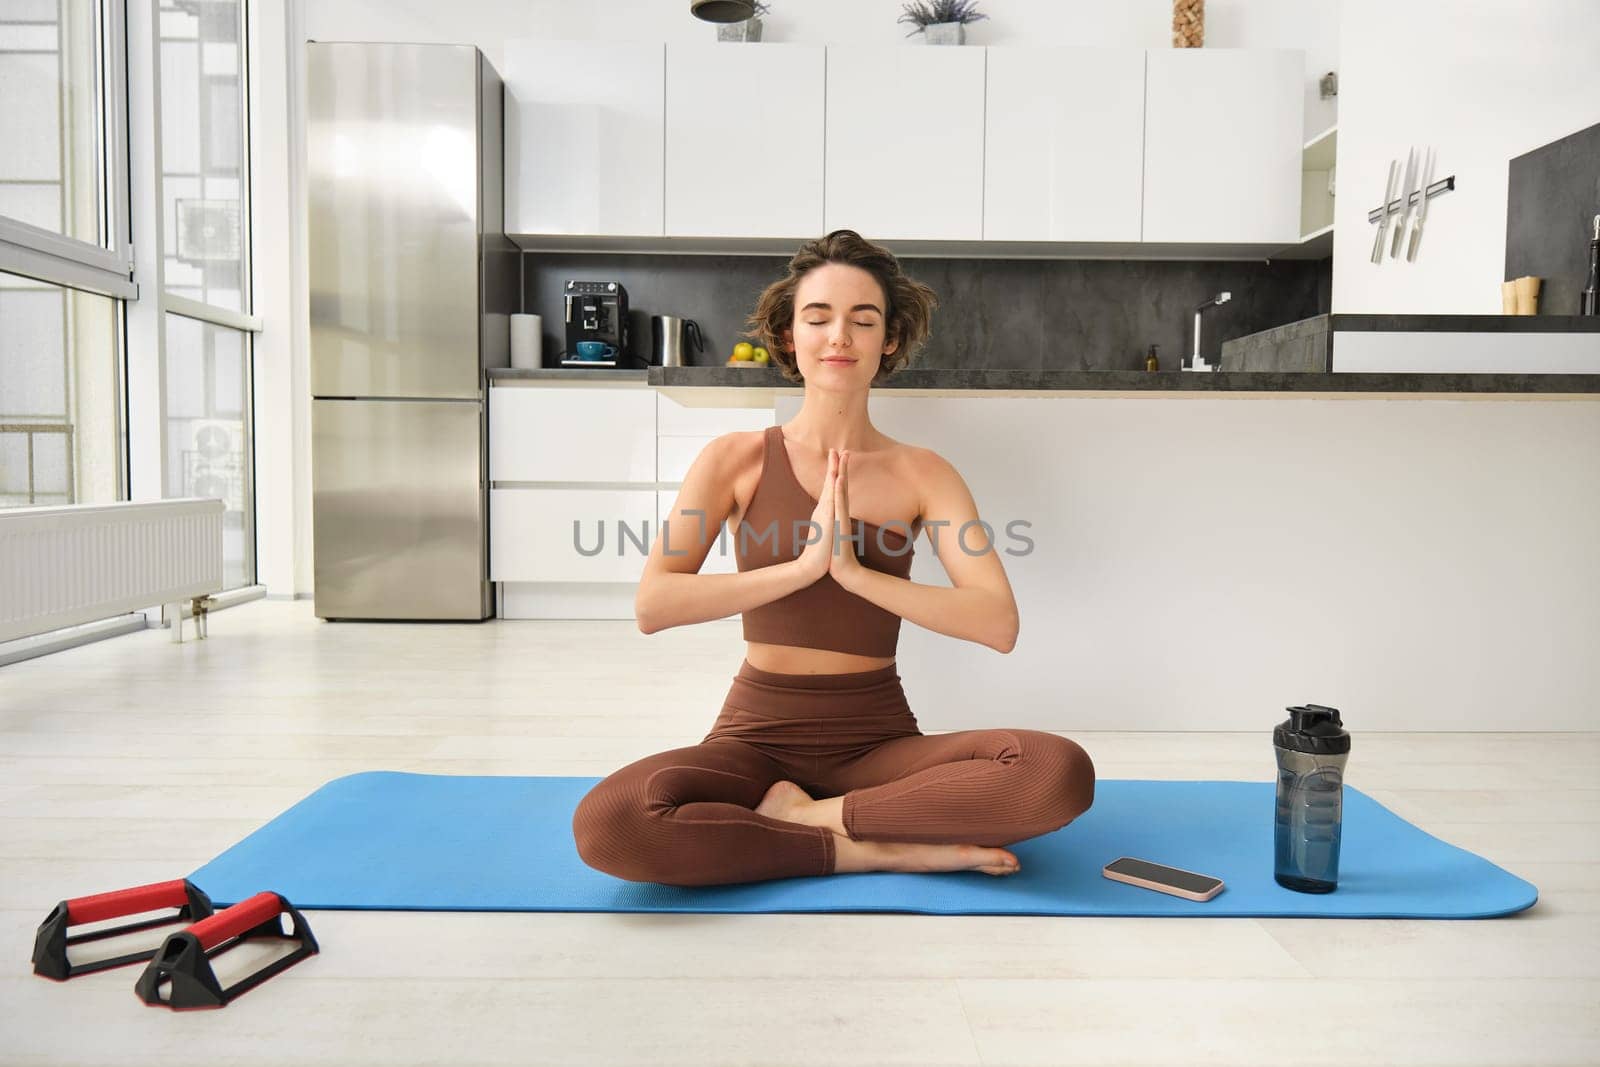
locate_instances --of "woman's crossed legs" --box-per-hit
[571,728,1095,887]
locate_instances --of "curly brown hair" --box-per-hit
[745,230,938,384]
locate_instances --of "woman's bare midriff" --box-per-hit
[743,641,895,675]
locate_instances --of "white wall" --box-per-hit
[252,0,313,596]
[123,0,163,509]
[250,0,304,597]
[1331,0,1600,314]
[258,0,1337,594]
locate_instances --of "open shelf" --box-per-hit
[1301,125,1337,242]
[1303,125,1337,171]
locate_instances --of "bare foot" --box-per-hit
[754,780,816,826]
[834,836,1021,878]
[757,780,1020,877]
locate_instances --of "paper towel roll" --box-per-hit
[510,314,542,369]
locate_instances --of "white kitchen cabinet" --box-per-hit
[665,44,824,238]
[1141,49,1302,243]
[489,384,655,483]
[656,394,772,437]
[824,46,986,241]
[491,487,657,583]
[488,384,769,598]
[983,49,1145,242]
[503,40,664,237]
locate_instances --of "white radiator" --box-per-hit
[0,498,225,643]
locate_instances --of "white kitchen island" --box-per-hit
[489,366,1600,732]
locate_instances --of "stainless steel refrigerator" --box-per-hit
[307,42,513,620]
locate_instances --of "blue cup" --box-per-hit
[574,341,617,360]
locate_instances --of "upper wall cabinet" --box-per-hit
[824,46,985,241]
[502,41,1307,250]
[504,40,664,237]
[984,49,1145,242]
[665,44,825,239]
[1142,49,1302,243]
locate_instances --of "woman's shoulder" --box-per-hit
[875,436,962,532]
[884,435,954,481]
[708,430,773,524]
[889,438,975,523]
[673,431,768,509]
[698,428,767,467]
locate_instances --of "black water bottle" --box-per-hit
[1273,704,1351,893]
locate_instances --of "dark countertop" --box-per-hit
[1328,314,1600,332]
[1220,313,1600,374]
[487,364,1600,395]
[634,366,1600,395]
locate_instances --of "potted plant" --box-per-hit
[717,0,768,43]
[897,0,988,45]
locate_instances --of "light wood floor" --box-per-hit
[0,600,1595,1066]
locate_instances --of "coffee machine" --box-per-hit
[561,280,631,367]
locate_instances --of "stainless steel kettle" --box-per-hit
[651,315,704,367]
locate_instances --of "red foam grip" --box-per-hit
[65,879,190,925]
[185,892,284,951]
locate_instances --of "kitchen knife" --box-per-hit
[1390,147,1417,259]
[1371,158,1399,264]
[1406,147,1435,262]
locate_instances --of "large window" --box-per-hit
[0,0,130,511]
[156,0,256,589]
[1,0,259,595]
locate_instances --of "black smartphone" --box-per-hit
[1102,856,1224,901]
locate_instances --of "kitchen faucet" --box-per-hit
[1189,291,1233,372]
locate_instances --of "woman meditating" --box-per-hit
[572,229,1096,886]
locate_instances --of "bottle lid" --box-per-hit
[1274,703,1351,754]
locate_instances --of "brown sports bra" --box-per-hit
[736,425,917,657]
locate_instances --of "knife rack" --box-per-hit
[1367,175,1456,223]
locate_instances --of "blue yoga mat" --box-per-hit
[189,772,1537,919]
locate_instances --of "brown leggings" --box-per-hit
[571,659,1096,887]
